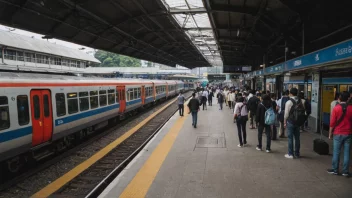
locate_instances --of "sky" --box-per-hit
[0,25,95,56]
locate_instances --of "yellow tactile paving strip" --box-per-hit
[31,98,178,198]
[119,102,189,198]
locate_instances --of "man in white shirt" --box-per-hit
[330,93,340,114]
[202,90,208,110]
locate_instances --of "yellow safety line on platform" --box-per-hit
[31,98,178,198]
[119,102,189,198]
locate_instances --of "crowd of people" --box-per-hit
[177,85,352,177]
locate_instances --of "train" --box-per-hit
[0,72,195,172]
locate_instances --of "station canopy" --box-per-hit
[1,0,352,70]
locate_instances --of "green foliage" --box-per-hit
[94,50,141,67]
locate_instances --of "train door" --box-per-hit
[141,86,145,104]
[117,86,126,113]
[321,85,337,130]
[30,90,53,146]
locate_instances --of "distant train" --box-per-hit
[0,72,194,172]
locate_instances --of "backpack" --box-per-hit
[262,104,276,125]
[248,96,259,111]
[288,99,307,126]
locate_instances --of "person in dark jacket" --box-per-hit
[247,90,260,129]
[256,94,273,152]
[188,93,200,128]
[299,92,311,131]
[208,91,213,106]
[217,90,225,110]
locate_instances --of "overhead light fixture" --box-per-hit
[237,28,240,37]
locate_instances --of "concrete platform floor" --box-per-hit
[100,101,352,198]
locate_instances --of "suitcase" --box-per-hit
[313,139,329,155]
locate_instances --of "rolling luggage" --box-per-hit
[313,138,329,155]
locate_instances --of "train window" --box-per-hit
[79,92,88,97]
[17,95,29,126]
[137,88,141,99]
[33,95,40,120]
[43,95,50,117]
[56,93,66,117]
[90,91,98,109]
[99,90,107,107]
[79,91,89,112]
[0,96,10,130]
[108,89,115,105]
[67,93,78,114]
[128,89,133,101]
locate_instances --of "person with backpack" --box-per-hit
[277,90,290,138]
[248,90,260,129]
[284,88,307,159]
[327,91,352,176]
[299,92,311,132]
[208,90,213,106]
[187,93,201,128]
[202,89,208,110]
[234,96,249,147]
[217,90,225,110]
[256,94,274,152]
[270,93,278,140]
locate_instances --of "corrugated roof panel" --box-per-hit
[0,31,100,63]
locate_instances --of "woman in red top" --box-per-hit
[327,91,352,176]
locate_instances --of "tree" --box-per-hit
[94,50,141,67]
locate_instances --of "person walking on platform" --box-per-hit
[188,93,200,128]
[331,92,340,115]
[327,91,352,176]
[248,90,260,129]
[271,93,278,140]
[177,92,186,116]
[230,91,236,110]
[224,88,229,106]
[208,90,213,106]
[284,88,307,159]
[234,97,249,147]
[227,91,232,109]
[202,90,208,110]
[277,90,290,138]
[299,92,311,132]
[217,90,225,110]
[256,94,273,152]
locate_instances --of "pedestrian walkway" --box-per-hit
[99,100,351,198]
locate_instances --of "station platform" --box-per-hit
[99,101,352,198]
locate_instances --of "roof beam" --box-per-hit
[168,4,257,15]
[58,0,183,64]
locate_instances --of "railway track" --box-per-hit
[48,94,191,197]
[0,92,191,197]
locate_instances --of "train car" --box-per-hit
[0,73,181,172]
[152,80,167,101]
[175,80,184,93]
[166,80,177,98]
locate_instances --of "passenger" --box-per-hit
[299,92,311,132]
[202,90,208,110]
[224,88,229,106]
[230,91,236,110]
[177,92,185,116]
[247,90,260,129]
[234,96,249,147]
[208,90,213,106]
[270,93,278,140]
[330,92,340,115]
[247,90,253,101]
[227,90,232,109]
[277,90,290,138]
[256,94,273,152]
[284,88,307,159]
[266,90,271,95]
[187,93,200,128]
[327,91,352,176]
[217,90,225,110]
